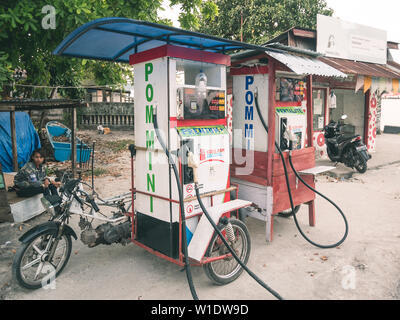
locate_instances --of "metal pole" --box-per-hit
[364,89,371,146]
[306,75,314,147]
[91,141,95,191]
[306,75,316,227]
[79,138,83,167]
[71,107,77,178]
[266,61,276,186]
[240,9,243,42]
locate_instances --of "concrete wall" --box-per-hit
[79,102,134,129]
[380,98,400,131]
[30,109,64,124]
[331,89,365,137]
[82,102,134,116]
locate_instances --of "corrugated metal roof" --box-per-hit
[320,57,400,79]
[265,50,347,78]
[267,42,321,57]
[388,60,400,73]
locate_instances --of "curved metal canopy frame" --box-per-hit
[53,17,273,63]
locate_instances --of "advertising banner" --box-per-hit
[317,14,387,64]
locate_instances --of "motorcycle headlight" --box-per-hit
[41,197,56,216]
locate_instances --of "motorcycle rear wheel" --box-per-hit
[354,151,367,173]
[326,147,337,162]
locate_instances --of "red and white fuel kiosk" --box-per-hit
[129,44,253,263]
[229,50,343,241]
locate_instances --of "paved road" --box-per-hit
[4,163,400,300]
[317,133,400,178]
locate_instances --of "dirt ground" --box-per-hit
[1,130,400,300]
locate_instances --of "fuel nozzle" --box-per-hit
[254,87,258,99]
[281,121,297,151]
[286,129,297,151]
[187,151,199,184]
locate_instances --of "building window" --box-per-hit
[313,89,326,130]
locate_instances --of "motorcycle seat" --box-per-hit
[337,135,359,143]
[326,137,337,144]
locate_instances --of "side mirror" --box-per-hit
[341,114,348,120]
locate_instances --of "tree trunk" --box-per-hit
[39,87,58,129]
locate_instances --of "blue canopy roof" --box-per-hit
[53,17,271,63]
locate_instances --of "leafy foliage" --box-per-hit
[0,0,200,97]
[170,0,219,30]
[198,0,333,44]
[0,51,12,87]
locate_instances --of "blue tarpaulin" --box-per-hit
[0,112,41,172]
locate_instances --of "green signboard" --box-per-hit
[177,125,228,137]
[276,106,305,115]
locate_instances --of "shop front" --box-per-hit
[263,15,400,157]
[314,60,400,154]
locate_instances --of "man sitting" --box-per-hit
[14,149,61,197]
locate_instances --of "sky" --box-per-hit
[325,0,400,42]
[158,0,400,61]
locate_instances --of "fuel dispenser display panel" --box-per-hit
[178,88,225,119]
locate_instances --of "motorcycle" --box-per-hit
[12,176,132,289]
[324,115,371,173]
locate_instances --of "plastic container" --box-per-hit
[46,121,92,163]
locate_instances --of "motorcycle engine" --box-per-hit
[80,221,131,247]
[80,228,98,247]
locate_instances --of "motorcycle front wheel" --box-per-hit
[12,232,72,289]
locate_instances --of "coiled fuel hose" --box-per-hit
[254,90,348,249]
[194,184,283,300]
[153,108,283,300]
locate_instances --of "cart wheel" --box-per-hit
[278,205,300,218]
[203,219,251,285]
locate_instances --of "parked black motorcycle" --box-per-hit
[324,115,371,173]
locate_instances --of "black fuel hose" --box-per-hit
[254,92,348,248]
[153,110,283,300]
[194,185,283,300]
[153,112,199,300]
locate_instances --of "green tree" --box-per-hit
[170,0,219,30]
[0,0,202,97]
[198,0,333,44]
